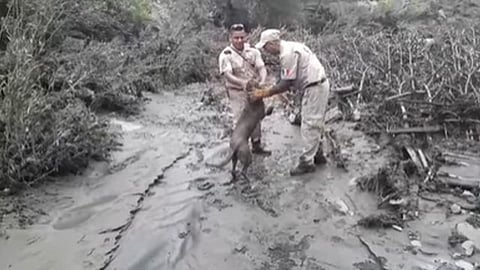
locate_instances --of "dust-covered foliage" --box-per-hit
[290,24,480,137]
[0,0,227,190]
[0,0,154,189]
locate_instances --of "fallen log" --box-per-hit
[386,125,443,134]
[331,84,356,95]
[386,90,427,101]
[437,171,480,189]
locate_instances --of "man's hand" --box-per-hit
[244,79,259,91]
[247,86,273,102]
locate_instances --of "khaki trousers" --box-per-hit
[228,89,261,143]
[299,79,330,164]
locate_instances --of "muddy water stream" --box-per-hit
[0,84,478,270]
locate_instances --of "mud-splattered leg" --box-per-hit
[231,152,238,181]
[238,144,252,182]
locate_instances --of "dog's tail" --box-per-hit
[204,143,234,168]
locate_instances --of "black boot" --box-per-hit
[251,140,272,156]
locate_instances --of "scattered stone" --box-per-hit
[452,253,463,260]
[197,182,214,191]
[455,260,474,270]
[333,199,350,215]
[461,240,475,257]
[451,204,462,215]
[462,191,475,198]
[411,240,422,248]
[389,198,407,207]
[178,231,190,239]
[392,225,403,232]
[456,222,480,248]
[234,244,247,254]
[348,177,359,187]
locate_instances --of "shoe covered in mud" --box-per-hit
[289,162,316,176]
[251,141,272,156]
[314,149,327,165]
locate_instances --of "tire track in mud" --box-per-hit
[98,148,193,270]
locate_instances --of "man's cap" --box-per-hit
[255,29,281,49]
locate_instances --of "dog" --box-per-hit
[207,81,273,180]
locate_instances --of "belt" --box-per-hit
[305,77,327,88]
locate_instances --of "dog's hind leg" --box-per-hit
[238,144,252,182]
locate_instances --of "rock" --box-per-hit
[438,9,447,20]
[456,222,480,248]
[461,240,475,256]
[455,260,474,270]
[348,177,359,187]
[353,108,361,121]
[451,204,462,215]
[392,225,403,232]
[452,253,463,260]
[234,244,247,254]
[333,199,350,215]
[411,240,422,248]
[462,190,475,198]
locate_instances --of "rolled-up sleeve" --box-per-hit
[218,51,232,75]
[254,49,265,69]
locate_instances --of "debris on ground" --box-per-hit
[357,213,403,229]
[466,215,480,229]
[455,222,480,249]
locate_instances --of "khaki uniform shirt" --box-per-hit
[279,40,326,91]
[218,44,265,91]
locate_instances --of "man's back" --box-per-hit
[279,40,326,90]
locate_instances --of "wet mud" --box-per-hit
[1,83,479,270]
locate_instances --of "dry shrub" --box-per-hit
[0,43,117,189]
[52,38,147,114]
[0,0,152,190]
[279,19,480,137]
[0,0,225,189]
[137,0,224,87]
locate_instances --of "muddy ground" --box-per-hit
[0,83,479,270]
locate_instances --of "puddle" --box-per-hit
[52,195,118,230]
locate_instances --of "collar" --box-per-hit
[229,43,251,54]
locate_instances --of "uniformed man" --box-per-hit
[218,23,271,155]
[250,29,330,176]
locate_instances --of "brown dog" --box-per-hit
[208,82,273,180]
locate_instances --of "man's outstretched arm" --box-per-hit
[250,51,299,99]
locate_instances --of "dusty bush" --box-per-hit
[133,0,223,88]
[0,44,117,189]
[0,0,156,190]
